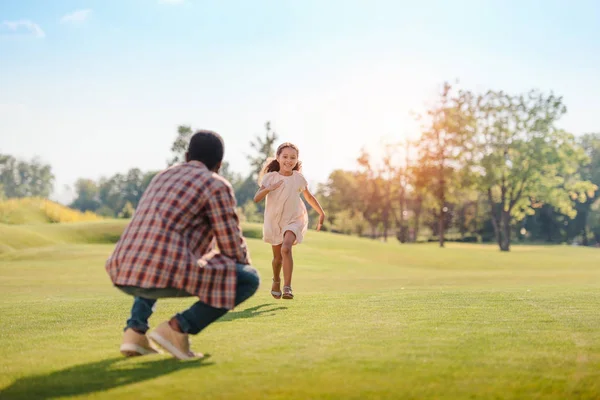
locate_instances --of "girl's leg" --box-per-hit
[281,231,296,298]
[271,244,283,297]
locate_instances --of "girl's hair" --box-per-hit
[258,142,302,184]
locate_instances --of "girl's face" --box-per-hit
[277,147,298,174]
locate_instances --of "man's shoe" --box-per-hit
[148,321,204,360]
[120,328,160,357]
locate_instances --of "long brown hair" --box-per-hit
[258,142,302,184]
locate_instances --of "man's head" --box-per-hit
[185,130,224,172]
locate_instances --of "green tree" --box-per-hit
[141,171,159,193]
[219,161,242,188]
[123,168,144,208]
[320,169,360,231]
[469,89,594,251]
[98,174,126,216]
[167,125,193,167]
[573,133,600,245]
[119,201,135,218]
[356,149,384,238]
[70,179,100,212]
[589,198,600,244]
[0,154,54,198]
[247,121,278,179]
[241,200,262,223]
[393,140,412,243]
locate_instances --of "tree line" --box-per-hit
[1,82,598,251]
[313,83,600,251]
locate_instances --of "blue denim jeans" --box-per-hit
[118,264,260,335]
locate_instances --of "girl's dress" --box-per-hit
[259,171,309,246]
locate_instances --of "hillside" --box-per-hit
[0,198,103,225]
[0,219,263,254]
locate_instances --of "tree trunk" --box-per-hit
[581,210,589,246]
[438,166,445,248]
[487,189,502,249]
[438,205,445,248]
[370,222,377,239]
[398,187,405,243]
[382,213,389,242]
[413,196,422,242]
[500,210,511,251]
[459,205,466,239]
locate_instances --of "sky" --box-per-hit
[1,0,600,204]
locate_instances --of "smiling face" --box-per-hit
[276,146,299,175]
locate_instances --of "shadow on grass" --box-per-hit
[0,356,211,400]
[218,303,288,322]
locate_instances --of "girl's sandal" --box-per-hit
[282,285,294,300]
[271,279,282,299]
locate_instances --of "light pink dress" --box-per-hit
[259,171,309,246]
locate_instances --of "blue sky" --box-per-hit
[1,0,599,203]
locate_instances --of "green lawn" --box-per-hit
[1,223,599,399]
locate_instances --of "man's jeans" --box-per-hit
[118,264,260,335]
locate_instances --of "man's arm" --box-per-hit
[206,183,251,265]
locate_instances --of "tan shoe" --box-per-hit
[120,328,160,357]
[148,321,204,360]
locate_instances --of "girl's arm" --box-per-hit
[254,180,283,203]
[302,188,326,231]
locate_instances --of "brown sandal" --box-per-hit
[271,279,282,299]
[282,285,294,299]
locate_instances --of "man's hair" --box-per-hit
[187,130,224,170]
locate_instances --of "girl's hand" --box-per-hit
[316,213,325,231]
[266,180,283,192]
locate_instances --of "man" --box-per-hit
[105,130,259,360]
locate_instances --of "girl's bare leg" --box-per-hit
[271,244,283,296]
[281,231,296,298]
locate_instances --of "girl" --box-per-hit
[253,142,325,300]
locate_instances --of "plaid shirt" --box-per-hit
[105,160,251,310]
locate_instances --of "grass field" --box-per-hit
[1,221,599,399]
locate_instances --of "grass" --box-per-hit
[0,222,599,399]
[0,198,103,225]
[0,220,263,254]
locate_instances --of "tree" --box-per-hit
[0,154,54,199]
[320,169,360,231]
[70,179,100,212]
[241,200,262,223]
[119,201,135,218]
[469,89,595,251]
[141,171,159,193]
[394,140,412,243]
[235,176,259,209]
[98,174,126,215]
[123,168,144,208]
[247,121,278,178]
[167,125,193,167]
[356,149,384,238]
[415,82,472,247]
[573,133,600,245]
[589,198,600,244]
[378,144,396,241]
[219,161,242,188]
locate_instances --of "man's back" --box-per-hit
[106,160,250,309]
